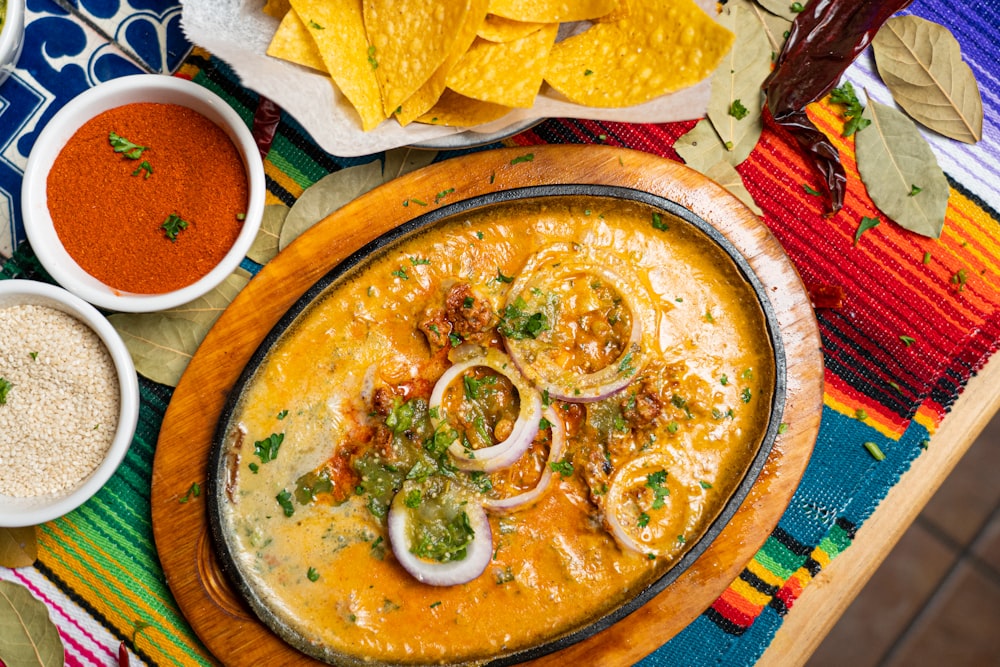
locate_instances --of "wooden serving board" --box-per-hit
[151,145,824,666]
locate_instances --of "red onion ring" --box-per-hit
[387,482,493,586]
[482,405,567,512]
[501,246,652,403]
[429,348,543,472]
[603,452,700,557]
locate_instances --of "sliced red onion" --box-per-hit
[603,453,691,557]
[387,483,493,586]
[501,248,650,403]
[482,405,567,512]
[428,348,543,472]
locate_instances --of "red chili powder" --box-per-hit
[47,102,249,294]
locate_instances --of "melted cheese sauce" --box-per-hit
[219,197,775,664]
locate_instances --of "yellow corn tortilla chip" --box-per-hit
[477,14,546,42]
[446,24,558,109]
[266,9,327,73]
[416,88,512,127]
[487,0,616,22]
[289,0,385,132]
[363,0,476,118]
[262,0,292,19]
[543,0,734,108]
[395,0,490,127]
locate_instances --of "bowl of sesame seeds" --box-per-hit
[0,279,139,527]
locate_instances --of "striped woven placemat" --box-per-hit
[2,0,999,662]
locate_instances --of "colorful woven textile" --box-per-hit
[2,0,999,664]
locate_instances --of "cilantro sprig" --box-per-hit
[829,82,871,136]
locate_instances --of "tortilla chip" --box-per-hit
[363,0,476,118]
[262,0,292,19]
[416,88,512,127]
[395,0,490,126]
[487,0,616,22]
[543,0,734,107]
[266,9,327,73]
[446,24,558,108]
[289,0,386,132]
[477,14,546,42]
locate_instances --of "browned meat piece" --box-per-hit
[621,377,663,428]
[444,283,495,338]
[418,308,453,352]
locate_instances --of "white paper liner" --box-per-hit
[180,0,719,157]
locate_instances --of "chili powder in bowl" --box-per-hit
[0,279,140,528]
[21,74,265,312]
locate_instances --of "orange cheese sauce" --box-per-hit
[219,196,774,664]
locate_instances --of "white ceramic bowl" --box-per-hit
[21,74,265,312]
[0,280,140,527]
[0,0,25,88]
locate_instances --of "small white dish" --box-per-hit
[21,74,265,312]
[0,0,25,89]
[0,279,140,527]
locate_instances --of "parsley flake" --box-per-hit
[728,99,749,120]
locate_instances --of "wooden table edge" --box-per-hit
[758,350,1000,665]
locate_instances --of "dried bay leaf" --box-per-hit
[855,99,949,238]
[0,526,37,568]
[674,118,729,174]
[0,580,65,667]
[704,160,764,216]
[753,0,800,22]
[675,123,764,215]
[279,160,385,251]
[247,204,289,265]
[382,147,438,182]
[749,1,792,57]
[706,0,772,165]
[109,270,252,387]
[872,16,982,143]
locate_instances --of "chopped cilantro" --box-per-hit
[549,457,574,478]
[253,432,284,463]
[276,489,295,517]
[854,216,881,246]
[829,81,871,136]
[645,470,670,509]
[729,99,749,120]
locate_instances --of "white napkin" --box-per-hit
[180,0,717,157]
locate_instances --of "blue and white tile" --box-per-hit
[54,0,190,74]
[1,0,144,257]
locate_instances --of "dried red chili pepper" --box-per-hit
[252,96,282,160]
[762,0,913,214]
[806,283,846,309]
[118,641,130,667]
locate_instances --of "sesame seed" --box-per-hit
[0,304,120,497]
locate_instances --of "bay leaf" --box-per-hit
[703,160,764,216]
[754,0,801,22]
[855,99,949,238]
[674,118,729,174]
[109,269,252,387]
[278,160,385,251]
[0,526,37,568]
[0,580,65,667]
[706,0,772,165]
[749,1,792,59]
[872,15,982,144]
[247,204,289,266]
[382,147,438,182]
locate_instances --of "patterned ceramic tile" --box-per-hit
[53,0,190,74]
[0,0,146,257]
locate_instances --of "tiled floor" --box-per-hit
[807,411,1000,666]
